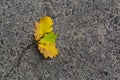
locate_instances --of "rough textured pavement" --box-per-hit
[0,0,120,80]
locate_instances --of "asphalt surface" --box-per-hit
[0,0,120,80]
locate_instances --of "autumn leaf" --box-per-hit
[34,16,58,59]
[34,16,53,41]
[38,42,58,59]
[38,32,58,58]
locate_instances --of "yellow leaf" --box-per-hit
[34,16,53,41]
[38,43,58,59]
[34,16,58,59]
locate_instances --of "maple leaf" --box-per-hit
[34,16,58,59]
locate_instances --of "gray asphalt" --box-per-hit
[0,0,120,80]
